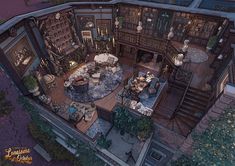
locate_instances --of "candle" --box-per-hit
[101,30,104,37]
[97,27,100,35]
[112,37,115,47]
[95,43,98,50]
[105,27,108,35]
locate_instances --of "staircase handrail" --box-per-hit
[172,70,193,118]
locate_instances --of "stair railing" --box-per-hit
[171,70,193,119]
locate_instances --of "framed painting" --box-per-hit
[5,36,36,77]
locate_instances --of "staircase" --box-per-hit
[153,70,211,137]
[172,86,210,136]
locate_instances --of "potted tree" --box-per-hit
[206,35,218,51]
[136,117,153,141]
[23,75,40,96]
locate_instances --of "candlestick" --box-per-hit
[101,30,104,37]
[105,27,108,35]
[112,37,115,47]
[97,27,100,35]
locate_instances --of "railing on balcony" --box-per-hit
[117,30,180,68]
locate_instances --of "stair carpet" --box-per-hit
[153,81,210,137]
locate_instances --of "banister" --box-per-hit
[172,70,193,118]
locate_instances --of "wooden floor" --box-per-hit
[172,42,214,90]
[94,64,133,111]
[155,87,184,119]
[45,42,216,137]
[46,61,133,133]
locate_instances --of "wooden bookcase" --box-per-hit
[119,5,140,31]
[141,7,158,36]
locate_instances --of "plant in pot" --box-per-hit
[23,75,40,96]
[206,35,218,51]
[136,117,153,141]
[97,134,112,149]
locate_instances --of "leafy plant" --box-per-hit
[192,108,235,165]
[23,75,38,91]
[21,97,104,166]
[0,20,5,25]
[0,156,13,166]
[207,35,218,50]
[0,91,13,117]
[136,117,153,140]
[171,155,197,166]
[28,122,76,162]
[65,137,105,166]
[113,106,153,140]
[97,134,112,149]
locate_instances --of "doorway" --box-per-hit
[136,50,163,73]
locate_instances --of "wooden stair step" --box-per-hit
[184,95,208,105]
[177,115,197,129]
[180,107,205,119]
[186,91,209,102]
[182,100,206,110]
[176,110,200,123]
[168,83,185,91]
[169,80,187,88]
[184,94,209,105]
[188,88,210,98]
[181,104,205,113]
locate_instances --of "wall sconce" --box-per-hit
[137,21,143,33]
[115,17,119,28]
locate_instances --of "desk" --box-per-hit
[117,75,167,116]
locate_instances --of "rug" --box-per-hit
[65,69,123,103]
[187,47,208,63]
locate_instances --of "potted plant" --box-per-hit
[136,117,153,141]
[206,35,218,51]
[23,75,39,96]
[97,134,112,149]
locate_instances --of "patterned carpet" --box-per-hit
[187,47,208,63]
[66,69,123,103]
